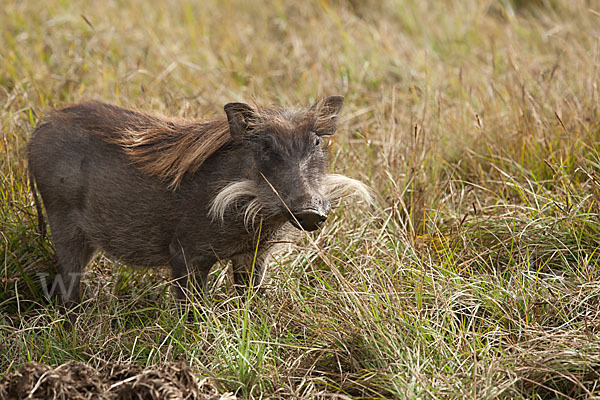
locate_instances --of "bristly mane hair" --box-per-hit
[112,117,231,190]
[56,100,342,190]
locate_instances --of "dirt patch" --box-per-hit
[0,361,237,400]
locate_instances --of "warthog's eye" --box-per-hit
[314,136,322,147]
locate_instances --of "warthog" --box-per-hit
[28,96,371,305]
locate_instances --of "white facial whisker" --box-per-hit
[243,198,263,230]
[323,174,373,204]
[208,180,259,222]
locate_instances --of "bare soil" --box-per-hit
[0,362,236,400]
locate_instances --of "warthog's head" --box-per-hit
[209,96,372,231]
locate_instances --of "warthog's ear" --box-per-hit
[224,102,257,139]
[313,95,345,136]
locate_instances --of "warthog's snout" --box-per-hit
[290,198,331,231]
[292,208,328,231]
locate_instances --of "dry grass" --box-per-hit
[2,0,600,398]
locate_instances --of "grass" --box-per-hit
[2,0,600,398]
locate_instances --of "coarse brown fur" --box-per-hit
[49,101,231,189]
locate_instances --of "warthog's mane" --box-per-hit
[208,174,373,229]
[53,100,343,190]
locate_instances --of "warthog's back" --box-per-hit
[28,103,182,266]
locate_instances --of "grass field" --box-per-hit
[2,0,600,398]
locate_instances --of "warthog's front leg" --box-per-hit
[168,239,215,301]
[230,252,270,296]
